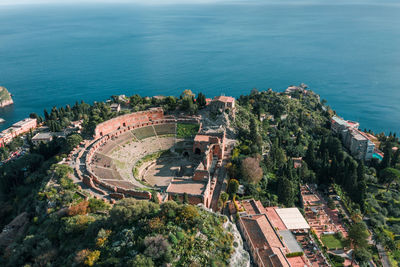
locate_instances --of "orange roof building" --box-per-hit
[210,95,235,113]
[239,214,290,267]
[238,199,311,267]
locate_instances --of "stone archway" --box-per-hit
[195,148,201,155]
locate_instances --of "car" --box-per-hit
[335,196,341,201]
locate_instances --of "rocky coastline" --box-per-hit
[0,86,13,108]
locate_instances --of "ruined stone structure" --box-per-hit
[166,129,226,208]
[93,107,164,139]
[75,107,227,208]
[209,96,235,113]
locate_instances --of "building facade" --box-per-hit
[331,116,374,160]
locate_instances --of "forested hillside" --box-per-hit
[225,88,400,266]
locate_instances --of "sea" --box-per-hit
[0,0,399,134]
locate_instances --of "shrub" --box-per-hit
[286,252,304,257]
[67,201,89,216]
[176,231,185,240]
[88,198,110,213]
[329,253,345,264]
[169,233,178,245]
[84,250,100,266]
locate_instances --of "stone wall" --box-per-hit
[94,107,164,139]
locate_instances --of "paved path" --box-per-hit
[377,244,391,267]
[210,164,227,212]
[210,140,235,212]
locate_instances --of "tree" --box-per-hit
[183,193,189,204]
[180,89,195,99]
[173,194,180,203]
[277,176,295,207]
[249,117,260,144]
[227,179,239,198]
[379,167,400,191]
[356,161,367,210]
[354,248,372,265]
[109,199,159,225]
[180,96,197,115]
[347,222,369,266]
[66,134,83,151]
[84,250,100,266]
[165,96,177,111]
[241,157,263,184]
[305,142,316,169]
[129,254,155,267]
[144,235,171,262]
[196,92,207,108]
[177,205,199,226]
[380,143,392,170]
[219,192,229,211]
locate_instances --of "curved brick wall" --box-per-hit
[85,111,200,199]
[94,107,164,139]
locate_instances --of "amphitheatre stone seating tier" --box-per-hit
[92,153,113,168]
[112,131,135,146]
[91,166,114,180]
[105,180,137,190]
[97,141,117,155]
[153,123,176,136]
[86,119,184,197]
[158,137,176,151]
[132,126,157,140]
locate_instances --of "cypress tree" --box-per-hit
[380,143,392,170]
[277,176,294,207]
[305,142,316,170]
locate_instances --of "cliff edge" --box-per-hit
[0,86,13,108]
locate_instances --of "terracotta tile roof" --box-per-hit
[194,135,210,142]
[240,214,289,267]
[287,256,307,267]
[241,199,265,215]
[214,95,235,103]
[265,207,287,231]
[166,178,206,196]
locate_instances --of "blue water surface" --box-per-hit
[0,1,399,133]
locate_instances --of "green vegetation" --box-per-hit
[228,88,329,207]
[1,166,234,266]
[35,90,208,136]
[328,253,345,267]
[285,252,304,257]
[227,87,397,265]
[0,136,23,161]
[2,87,400,266]
[0,86,12,101]
[321,234,344,249]
[176,123,199,138]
